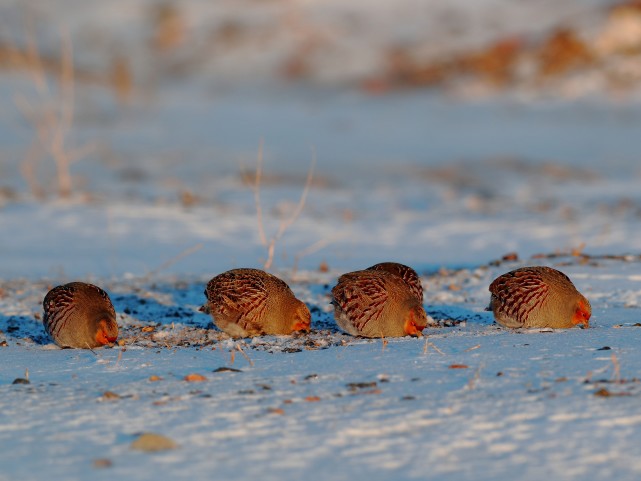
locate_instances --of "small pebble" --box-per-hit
[213,367,242,373]
[93,459,113,469]
[131,433,178,452]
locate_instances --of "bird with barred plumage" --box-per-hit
[201,268,311,338]
[43,282,119,348]
[489,266,591,329]
[366,262,424,303]
[331,263,432,338]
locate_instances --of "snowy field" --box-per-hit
[2,0,641,480]
[3,259,641,481]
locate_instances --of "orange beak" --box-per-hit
[96,319,118,345]
[292,321,310,333]
[404,317,425,337]
[95,329,117,345]
[572,310,590,329]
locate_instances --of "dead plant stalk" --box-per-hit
[292,236,337,278]
[254,141,316,270]
[611,353,621,383]
[236,343,254,367]
[144,243,204,282]
[15,25,93,198]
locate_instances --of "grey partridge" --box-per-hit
[43,282,119,348]
[331,268,430,338]
[489,266,591,329]
[367,262,424,303]
[201,268,311,338]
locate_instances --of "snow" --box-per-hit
[2,260,641,480]
[2,0,641,480]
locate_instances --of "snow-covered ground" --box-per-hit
[3,259,641,481]
[2,1,641,480]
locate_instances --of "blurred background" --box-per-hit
[1,0,641,277]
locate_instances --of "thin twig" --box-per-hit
[467,364,483,390]
[425,340,445,356]
[274,148,316,241]
[291,235,336,277]
[52,27,74,198]
[24,14,47,94]
[145,243,204,280]
[14,23,93,199]
[114,349,123,369]
[253,143,316,270]
[236,343,254,367]
[611,353,621,383]
[254,139,268,247]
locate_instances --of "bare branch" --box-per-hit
[275,147,316,241]
[58,27,75,135]
[291,236,336,277]
[611,353,621,383]
[236,343,254,367]
[145,243,204,281]
[253,143,317,270]
[14,23,85,199]
[24,13,47,95]
[254,139,268,247]
[52,27,74,198]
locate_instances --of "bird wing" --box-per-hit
[206,272,268,331]
[333,271,389,332]
[43,284,76,337]
[367,262,423,303]
[489,268,549,325]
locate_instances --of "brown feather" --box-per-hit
[332,269,429,338]
[489,266,590,329]
[203,268,310,337]
[43,282,118,348]
[367,262,424,303]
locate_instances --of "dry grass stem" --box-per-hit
[466,364,483,390]
[52,28,74,198]
[611,353,621,383]
[145,243,204,280]
[13,25,95,199]
[254,140,268,248]
[236,343,254,367]
[114,349,123,369]
[423,340,445,356]
[24,15,46,93]
[253,142,316,270]
[381,334,388,352]
[292,236,336,277]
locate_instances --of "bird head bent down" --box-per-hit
[291,301,311,333]
[94,318,119,345]
[571,296,591,328]
[403,304,428,337]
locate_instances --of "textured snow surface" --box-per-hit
[2,260,641,481]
